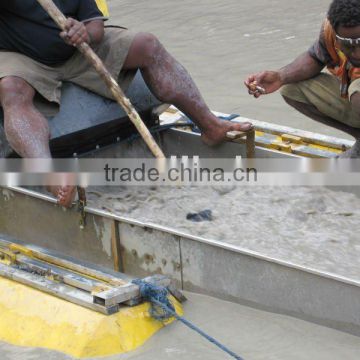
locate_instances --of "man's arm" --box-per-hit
[85,19,104,45]
[245,22,329,98]
[245,52,324,98]
[278,51,325,85]
[60,18,104,47]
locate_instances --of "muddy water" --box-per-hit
[107,0,351,139]
[1,292,360,360]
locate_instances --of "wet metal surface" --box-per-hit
[0,188,114,268]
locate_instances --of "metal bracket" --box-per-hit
[226,129,255,158]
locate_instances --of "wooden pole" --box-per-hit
[36,0,165,159]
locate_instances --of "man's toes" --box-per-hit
[57,186,76,208]
[242,122,253,130]
[233,122,253,132]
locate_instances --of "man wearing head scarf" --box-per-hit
[245,0,360,158]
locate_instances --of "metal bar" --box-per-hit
[8,242,127,286]
[111,219,121,272]
[96,276,172,307]
[94,283,139,306]
[234,116,354,150]
[15,255,110,293]
[0,263,117,314]
[226,129,255,158]
[246,130,255,158]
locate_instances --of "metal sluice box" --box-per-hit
[0,235,179,315]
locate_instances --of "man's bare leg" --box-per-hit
[0,76,76,206]
[123,33,253,145]
[283,96,360,158]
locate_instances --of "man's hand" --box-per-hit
[244,71,283,98]
[244,52,324,98]
[60,18,90,47]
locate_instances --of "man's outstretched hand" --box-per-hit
[244,71,283,98]
[60,18,90,47]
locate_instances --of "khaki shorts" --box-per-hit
[280,73,360,128]
[0,27,136,115]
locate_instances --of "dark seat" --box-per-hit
[0,71,161,157]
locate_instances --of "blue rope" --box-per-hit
[132,279,245,360]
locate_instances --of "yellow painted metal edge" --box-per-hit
[160,108,346,157]
[255,131,343,156]
[0,277,182,358]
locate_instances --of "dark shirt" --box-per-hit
[0,0,105,65]
[308,23,334,66]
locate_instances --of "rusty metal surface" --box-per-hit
[118,222,182,286]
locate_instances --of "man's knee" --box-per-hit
[348,92,360,129]
[134,32,162,62]
[0,76,35,107]
[280,83,307,106]
[350,91,360,116]
[281,92,294,107]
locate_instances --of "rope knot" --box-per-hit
[132,279,175,321]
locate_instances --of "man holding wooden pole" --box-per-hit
[0,0,252,207]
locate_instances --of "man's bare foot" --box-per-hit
[339,139,360,158]
[201,119,253,146]
[45,173,77,208]
[47,185,77,208]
